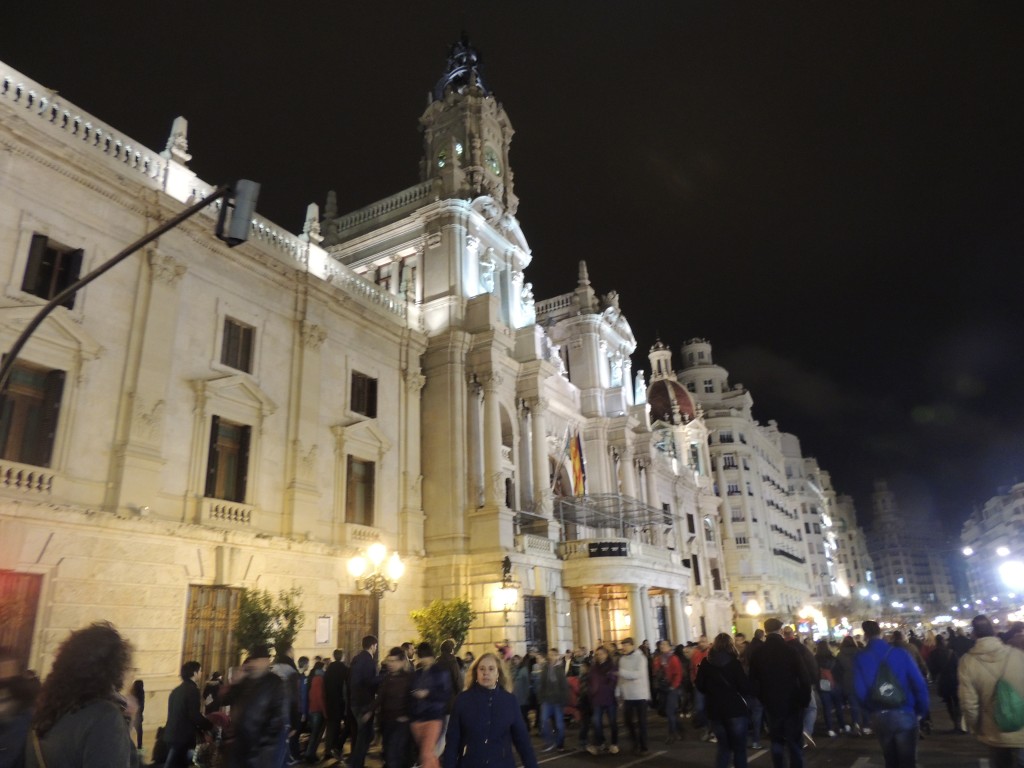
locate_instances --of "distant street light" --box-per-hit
[1000,561,1024,592]
[998,546,1011,557]
[963,547,974,556]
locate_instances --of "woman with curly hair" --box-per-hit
[26,621,139,767]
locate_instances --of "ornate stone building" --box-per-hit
[0,41,732,737]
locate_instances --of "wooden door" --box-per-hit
[338,594,378,659]
[182,585,241,675]
[523,595,548,652]
[0,570,41,667]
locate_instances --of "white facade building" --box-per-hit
[675,339,815,635]
[961,482,1024,605]
[0,42,734,740]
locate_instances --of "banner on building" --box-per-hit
[569,430,586,496]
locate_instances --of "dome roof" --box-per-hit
[646,378,697,424]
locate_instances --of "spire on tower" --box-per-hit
[433,34,491,101]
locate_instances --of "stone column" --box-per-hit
[620,447,638,500]
[576,597,592,650]
[482,373,503,508]
[669,590,687,646]
[467,378,483,508]
[530,398,551,517]
[628,585,644,641]
[518,401,533,511]
[638,586,656,645]
[108,249,186,517]
[645,460,659,508]
[588,599,602,649]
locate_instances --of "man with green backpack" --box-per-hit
[853,620,929,768]
[958,614,1024,768]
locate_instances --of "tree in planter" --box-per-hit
[234,586,305,657]
[410,598,477,654]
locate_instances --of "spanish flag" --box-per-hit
[569,431,586,497]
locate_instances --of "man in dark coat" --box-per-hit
[163,660,211,768]
[435,639,464,756]
[223,645,287,768]
[323,648,350,760]
[348,635,380,768]
[748,618,812,768]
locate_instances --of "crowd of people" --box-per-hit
[4,615,1024,768]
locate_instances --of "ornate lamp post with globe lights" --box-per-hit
[348,542,404,599]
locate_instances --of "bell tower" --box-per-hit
[419,36,519,215]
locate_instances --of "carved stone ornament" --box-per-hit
[148,250,187,286]
[405,369,426,393]
[482,371,504,390]
[130,395,165,442]
[300,322,327,350]
[479,249,496,294]
[295,440,319,483]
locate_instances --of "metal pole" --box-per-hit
[0,185,230,394]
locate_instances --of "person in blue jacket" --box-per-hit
[442,652,538,768]
[853,621,929,768]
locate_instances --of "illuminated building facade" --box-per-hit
[0,39,734,742]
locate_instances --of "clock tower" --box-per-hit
[419,36,519,216]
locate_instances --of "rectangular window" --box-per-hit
[722,454,737,469]
[21,234,84,309]
[703,380,714,393]
[735,536,748,547]
[0,361,65,467]
[205,416,251,503]
[221,318,254,373]
[727,483,740,496]
[720,431,734,443]
[687,513,696,535]
[351,372,378,418]
[731,507,744,523]
[346,456,375,526]
[686,381,696,393]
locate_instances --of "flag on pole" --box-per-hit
[569,430,586,497]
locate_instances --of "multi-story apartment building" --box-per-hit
[831,493,874,599]
[675,338,814,635]
[781,436,836,603]
[868,480,956,618]
[961,482,1024,605]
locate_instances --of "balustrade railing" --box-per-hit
[334,181,435,231]
[0,460,54,494]
[204,498,255,526]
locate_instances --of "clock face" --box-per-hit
[484,146,501,176]
[436,149,447,168]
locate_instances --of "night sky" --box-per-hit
[3,3,1023,533]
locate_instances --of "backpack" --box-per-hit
[993,653,1024,732]
[819,666,835,692]
[869,648,907,709]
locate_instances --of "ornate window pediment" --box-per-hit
[0,307,101,369]
[193,374,276,421]
[332,419,391,461]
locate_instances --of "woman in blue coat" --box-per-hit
[442,653,538,768]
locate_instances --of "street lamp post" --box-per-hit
[348,542,404,599]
